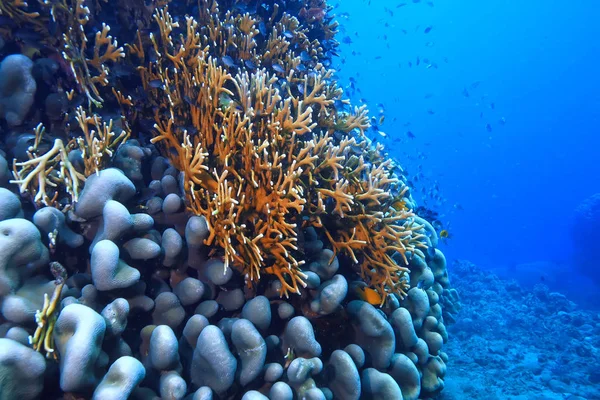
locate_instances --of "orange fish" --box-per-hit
[391,199,407,211]
[439,229,451,239]
[355,286,383,307]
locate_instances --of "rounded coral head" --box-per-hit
[0,54,36,127]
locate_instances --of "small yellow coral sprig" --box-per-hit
[73,106,130,176]
[11,123,85,209]
[29,262,67,360]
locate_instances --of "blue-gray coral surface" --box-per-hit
[0,0,459,399]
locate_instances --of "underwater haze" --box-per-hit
[0,0,599,398]
[333,0,600,306]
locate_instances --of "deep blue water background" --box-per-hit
[331,0,600,305]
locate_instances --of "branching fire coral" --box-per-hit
[42,0,124,106]
[10,123,84,208]
[73,106,130,176]
[133,4,427,302]
[0,0,39,21]
[11,110,128,209]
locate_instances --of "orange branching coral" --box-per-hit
[0,0,48,40]
[335,104,371,136]
[40,0,125,106]
[10,124,84,209]
[0,0,39,20]
[135,5,427,301]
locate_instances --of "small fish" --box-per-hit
[439,229,452,239]
[244,60,256,70]
[485,123,492,132]
[148,79,162,89]
[391,199,407,211]
[379,115,385,125]
[14,29,43,43]
[219,92,233,109]
[499,116,506,125]
[111,63,135,78]
[355,286,383,306]
[183,95,199,107]
[298,51,310,62]
[342,36,353,44]
[283,30,294,39]
[462,88,470,97]
[453,203,463,210]
[424,26,432,34]
[20,44,42,59]
[258,21,267,36]
[427,109,435,115]
[406,131,415,139]
[416,56,420,66]
[377,130,387,138]
[396,3,407,7]
[425,41,435,47]
[221,55,236,67]
[272,63,285,74]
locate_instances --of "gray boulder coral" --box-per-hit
[0,338,46,400]
[0,114,456,400]
[0,54,36,126]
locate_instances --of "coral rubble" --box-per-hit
[443,260,600,400]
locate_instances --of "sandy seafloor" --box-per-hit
[437,261,600,400]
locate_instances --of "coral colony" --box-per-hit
[0,0,460,399]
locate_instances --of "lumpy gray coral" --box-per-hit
[0,153,457,399]
[0,54,36,126]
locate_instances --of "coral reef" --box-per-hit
[443,260,600,400]
[134,4,426,302]
[572,193,600,287]
[0,0,459,398]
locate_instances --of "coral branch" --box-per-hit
[10,124,84,208]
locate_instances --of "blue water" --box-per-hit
[331,0,600,304]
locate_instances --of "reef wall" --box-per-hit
[0,0,460,398]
